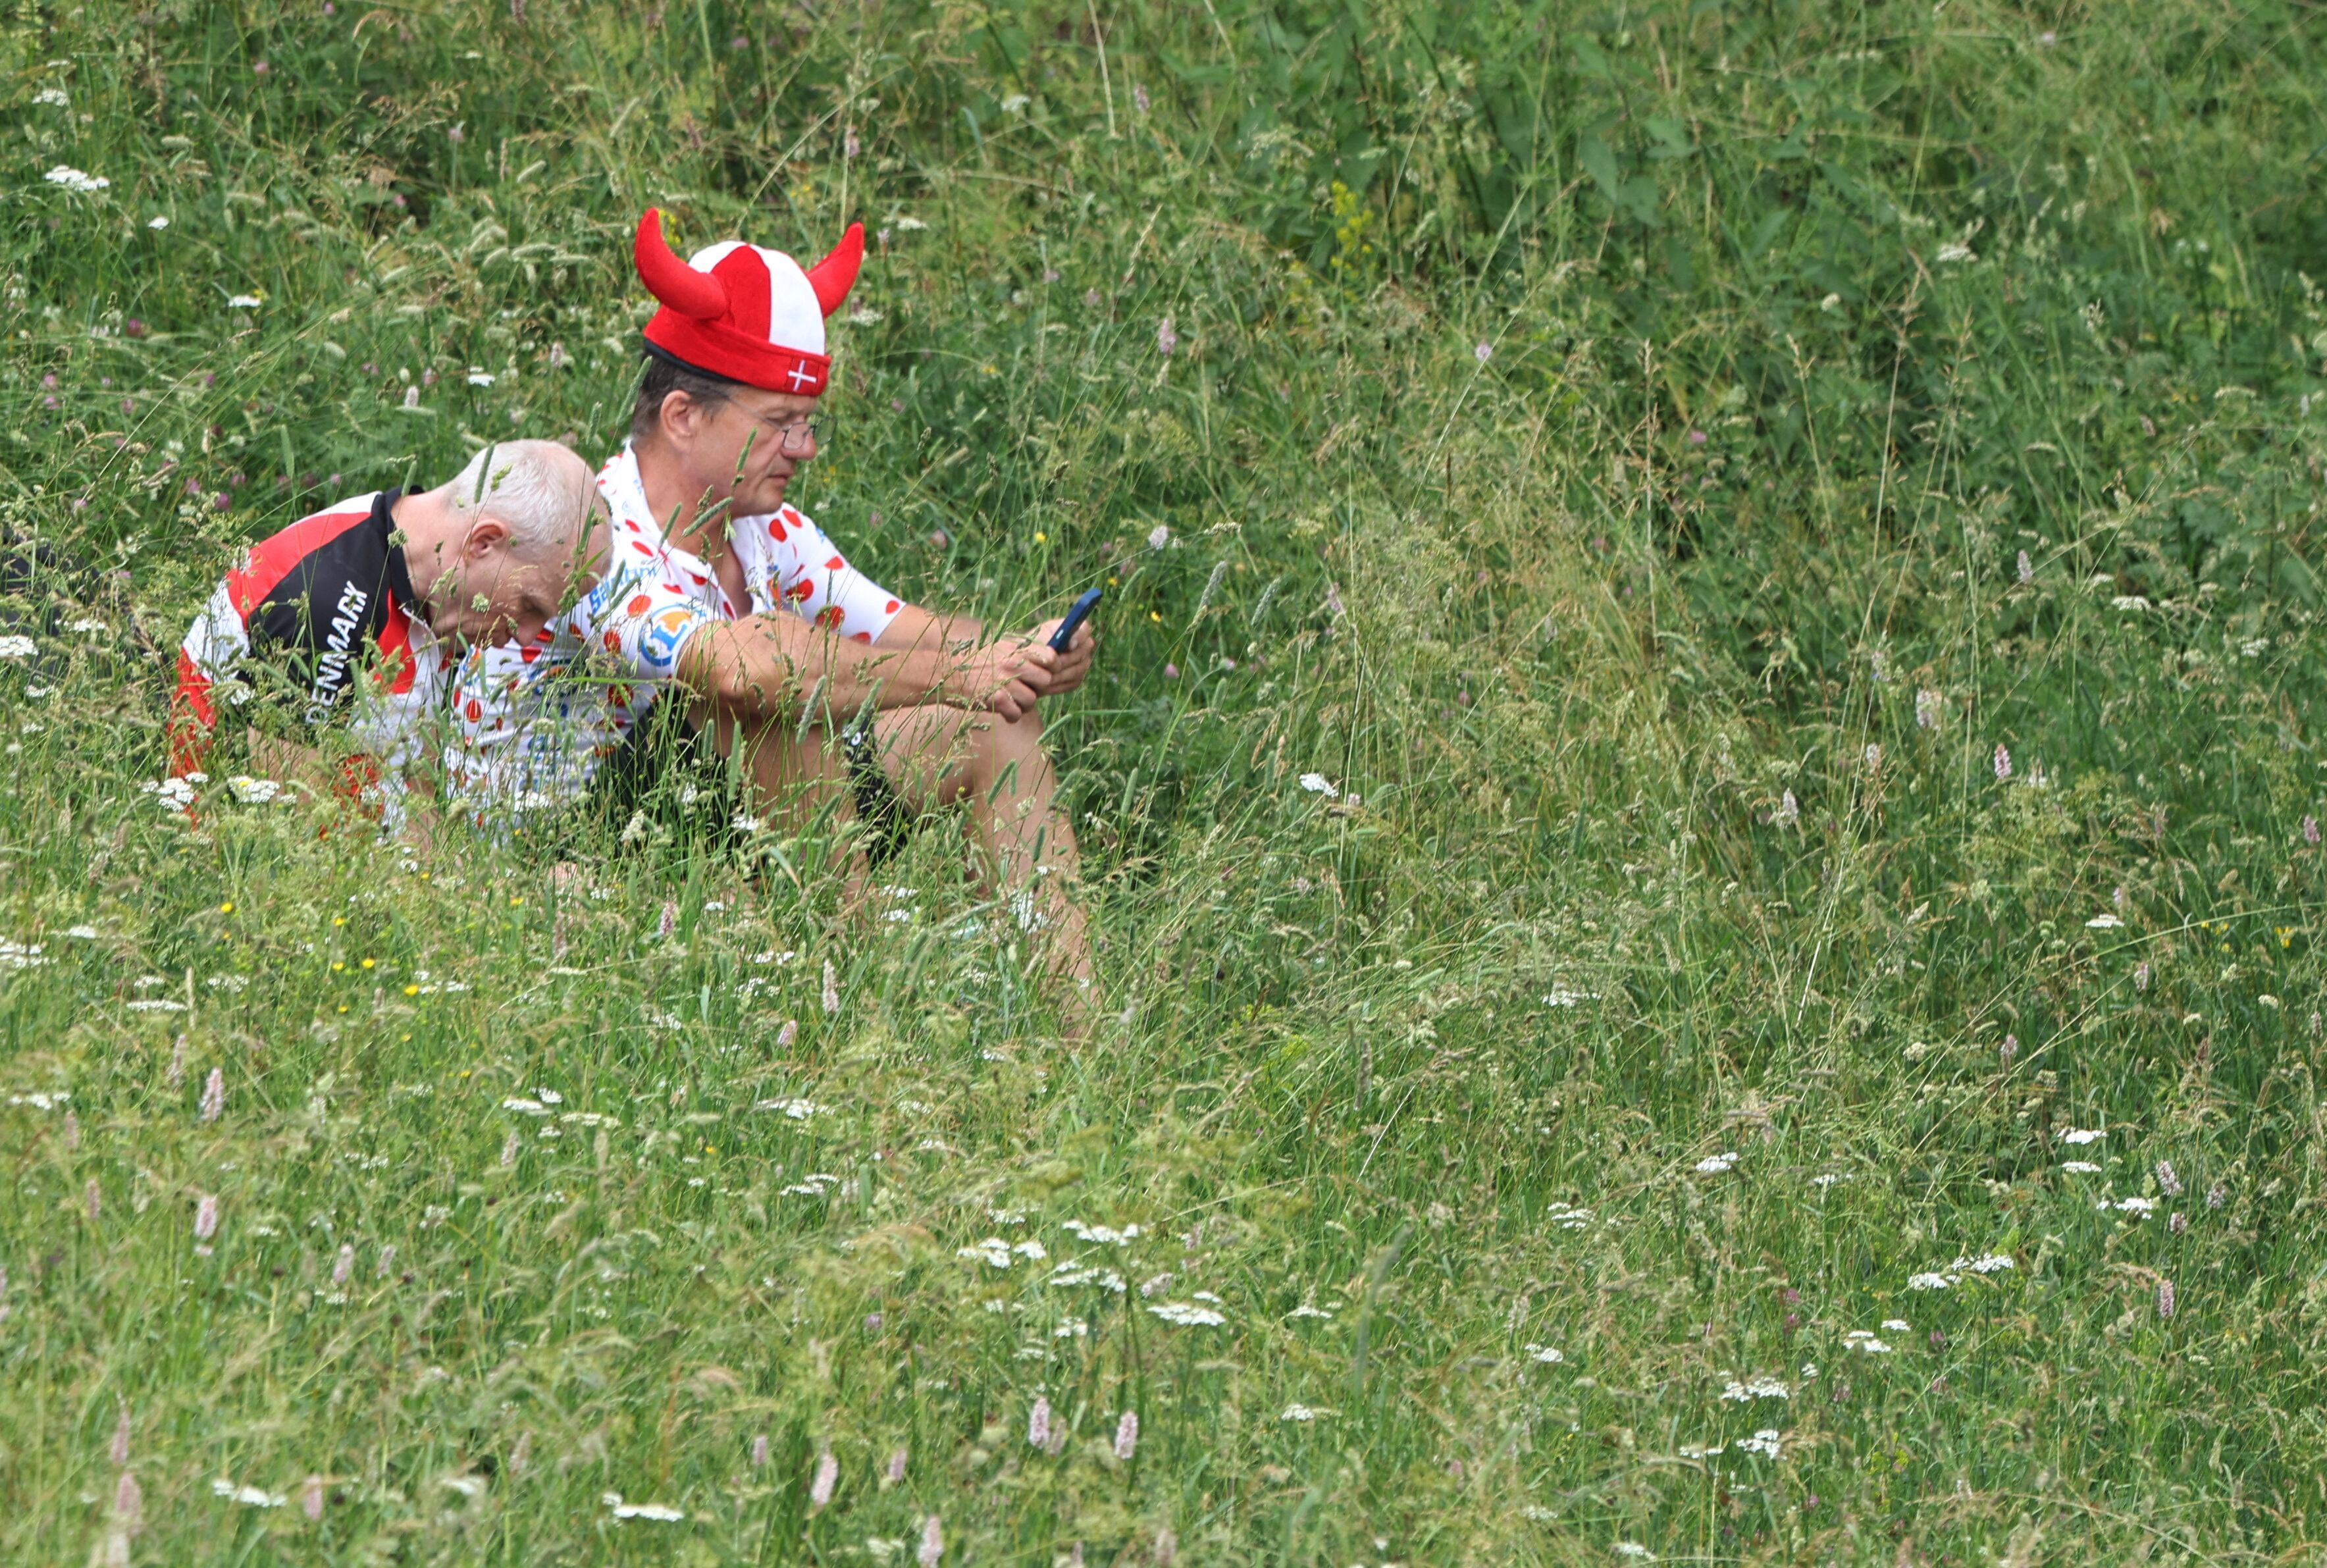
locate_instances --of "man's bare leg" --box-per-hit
[693,702,865,881]
[872,703,1097,1020]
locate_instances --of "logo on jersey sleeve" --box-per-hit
[640,604,705,671]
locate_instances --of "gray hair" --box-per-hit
[436,439,597,561]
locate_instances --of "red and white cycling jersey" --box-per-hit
[443,444,904,816]
[172,489,446,814]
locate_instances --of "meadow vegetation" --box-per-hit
[5,0,2327,1561]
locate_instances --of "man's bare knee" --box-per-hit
[969,712,1047,792]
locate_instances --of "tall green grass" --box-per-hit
[3,0,2326,1561]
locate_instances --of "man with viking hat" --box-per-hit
[446,209,1095,996]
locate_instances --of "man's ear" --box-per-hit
[463,515,512,561]
[657,391,689,449]
[661,389,713,449]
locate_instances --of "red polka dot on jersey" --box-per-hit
[627,594,652,614]
[885,599,900,614]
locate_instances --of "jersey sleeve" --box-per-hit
[169,579,250,775]
[587,556,723,679]
[764,506,904,644]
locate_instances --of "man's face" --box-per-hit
[679,386,821,516]
[431,503,609,650]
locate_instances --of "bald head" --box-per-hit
[398,439,607,650]
[436,440,600,563]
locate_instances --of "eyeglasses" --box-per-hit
[739,408,822,455]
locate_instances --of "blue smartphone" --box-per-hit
[1048,587,1103,652]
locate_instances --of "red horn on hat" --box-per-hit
[633,208,729,321]
[804,222,865,317]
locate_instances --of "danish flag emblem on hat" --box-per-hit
[633,208,863,397]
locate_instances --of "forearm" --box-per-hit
[680,614,959,722]
[878,602,983,656]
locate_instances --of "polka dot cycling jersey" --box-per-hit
[592,442,904,642]
[440,550,719,811]
[442,444,905,818]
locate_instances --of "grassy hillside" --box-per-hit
[5,0,2327,1561]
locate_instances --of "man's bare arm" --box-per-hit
[677,612,1058,723]
[877,602,984,657]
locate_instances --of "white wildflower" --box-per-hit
[45,166,110,193]
[602,1493,685,1523]
[1297,773,1338,798]
[1694,1151,1739,1174]
[1147,1301,1227,1326]
[2061,1128,2105,1145]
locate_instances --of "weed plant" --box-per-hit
[3,1,2326,1562]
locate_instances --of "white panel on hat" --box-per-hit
[759,248,827,357]
[687,240,751,270]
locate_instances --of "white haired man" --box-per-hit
[170,438,606,823]
[446,211,1096,1001]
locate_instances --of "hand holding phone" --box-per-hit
[1048,587,1103,653]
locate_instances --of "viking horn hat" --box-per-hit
[633,208,864,396]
